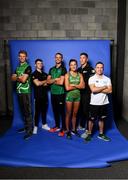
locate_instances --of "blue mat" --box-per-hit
[0,40,128,168]
[0,123,128,168]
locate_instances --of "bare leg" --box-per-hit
[84,120,94,141]
[88,120,94,134]
[98,120,104,134]
[65,102,73,131]
[72,102,80,131]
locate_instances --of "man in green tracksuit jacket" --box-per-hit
[11,50,33,140]
[47,52,67,137]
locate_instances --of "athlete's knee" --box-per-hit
[66,111,71,117]
[72,111,78,118]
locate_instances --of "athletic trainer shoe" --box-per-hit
[33,126,38,134]
[66,131,72,139]
[97,134,111,142]
[77,125,85,131]
[58,130,65,137]
[24,131,32,140]
[17,128,26,133]
[84,134,92,142]
[42,124,50,131]
[71,130,80,137]
[81,130,88,138]
[49,127,60,132]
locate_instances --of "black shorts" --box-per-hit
[89,104,108,121]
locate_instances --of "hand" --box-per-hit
[43,82,47,86]
[11,74,17,81]
[17,76,24,82]
[55,78,60,81]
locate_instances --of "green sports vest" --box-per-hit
[16,62,31,94]
[69,72,80,85]
[67,73,80,98]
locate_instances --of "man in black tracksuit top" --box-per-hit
[32,59,50,134]
[77,53,95,137]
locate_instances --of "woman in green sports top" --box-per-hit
[65,59,85,139]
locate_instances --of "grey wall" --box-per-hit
[0,0,118,115]
[0,0,117,40]
[123,1,128,121]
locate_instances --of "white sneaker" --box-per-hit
[81,130,88,138]
[77,125,85,131]
[33,126,38,134]
[42,124,50,131]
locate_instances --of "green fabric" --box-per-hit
[66,73,80,102]
[69,72,80,85]
[16,62,31,94]
[50,67,65,95]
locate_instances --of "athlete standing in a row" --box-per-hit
[32,59,50,134]
[85,61,112,142]
[47,53,67,136]
[65,59,85,139]
[77,53,95,138]
[11,50,33,140]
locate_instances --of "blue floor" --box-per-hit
[0,122,128,168]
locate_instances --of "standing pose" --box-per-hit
[32,59,50,134]
[65,59,85,139]
[47,53,67,136]
[77,52,95,138]
[85,61,112,142]
[11,50,33,140]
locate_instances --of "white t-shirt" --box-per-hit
[88,74,112,105]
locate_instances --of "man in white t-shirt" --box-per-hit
[85,61,112,142]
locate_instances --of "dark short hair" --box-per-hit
[69,59,78,66]
[95,61,104,67]
[55,52,63,59]
[80,52,88,58]
[35,59,43,64]
[18,50,27,56]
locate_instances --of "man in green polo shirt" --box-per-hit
[47,52,67,137]
[11,50,33,140]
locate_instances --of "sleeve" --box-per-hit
[24,66,32,75]
[43,72,48,80]
[61,67,67,76]
[31,72,37,81]
[107,78,112,86]
[88,77,95,85]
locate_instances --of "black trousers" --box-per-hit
[51,94,65,130]
[18,93,33,134]
[34,97,48,127]
[77,92,91,128]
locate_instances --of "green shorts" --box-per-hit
[66,90,80,102]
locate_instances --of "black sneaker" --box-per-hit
[97,134,111,141]
[71,130,80,137]
[66,131,72,139]
[24,133,32,140]
[84,134,92,142]
[17,128,26,133]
